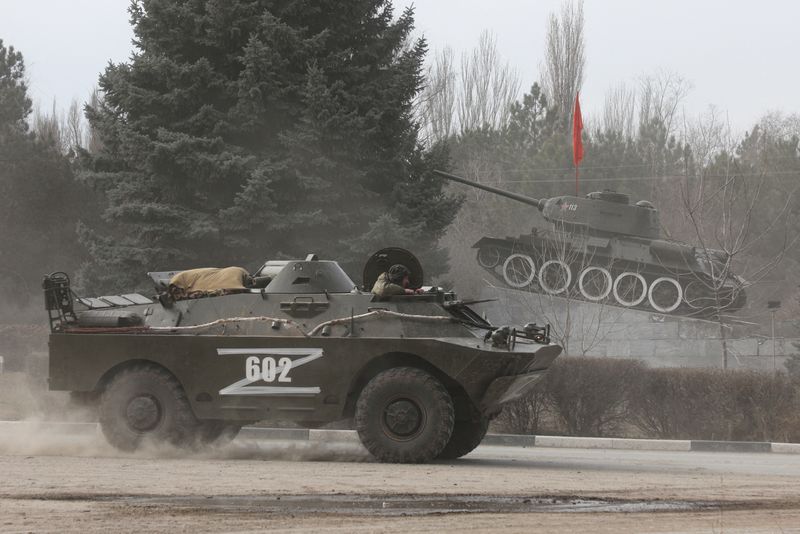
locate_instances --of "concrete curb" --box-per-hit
[1,421,798,454]
[690,440,772,453]
[482,433,536,447]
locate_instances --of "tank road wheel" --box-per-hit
[647,277,683,313]
[99,365,200,452]
[538,260,572,295]
[683,280,715,312]
[502,254,536,288]
[578,267,613,301]
[355,367,454,463]
[477,246,502,269]
[436,417,489,460]
[612,272,648,307]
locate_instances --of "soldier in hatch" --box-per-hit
[372,264,424,296]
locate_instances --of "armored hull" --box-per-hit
[42,250,560,463]
[436,170,746,319]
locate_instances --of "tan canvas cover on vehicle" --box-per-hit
[168,267,251,299]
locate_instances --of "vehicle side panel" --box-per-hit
[49,333,557,423]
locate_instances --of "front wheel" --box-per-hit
[99,365,200,451]
[437,417,489,460]
[355,367,454,463]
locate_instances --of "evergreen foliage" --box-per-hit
[80,0,460,292]
[0,40,85,315]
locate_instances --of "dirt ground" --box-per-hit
[1,429,800,533]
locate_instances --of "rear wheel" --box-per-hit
[99,365,200,451]
[355,367,454,463]
[437,417,489,460]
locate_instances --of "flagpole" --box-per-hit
[572,92,583,197]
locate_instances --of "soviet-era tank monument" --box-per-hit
[42,249,560,463]
[435,170,746,319]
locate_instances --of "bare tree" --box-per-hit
[681,105,734,168]
[32,97,90,155]
[65,98,83,152]
[541,0,585,128]
[638,70,691,137]
[458,30,521,132]
[85,87,104,154]
[32,100,65,151]
[677,172,795,368]
[419,31,520,144]
[757,111,800,140]
[418,47,457,144]
[600,82,637,139]
[478,223,625,357]
[523,231,627,357]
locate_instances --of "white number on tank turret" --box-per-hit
[245,356,293,382]
[217,348,323,396]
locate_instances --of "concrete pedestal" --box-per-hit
[476,286,793,370]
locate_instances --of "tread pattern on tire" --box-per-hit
[355,366,454,464]
[437,417,489,460]
[99,364,200,452]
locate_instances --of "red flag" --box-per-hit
[572,93,584,166]
[572,92,584,194]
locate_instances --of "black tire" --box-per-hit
[99,365,200,452]
[355,367,454,463]
[437,417,489,460]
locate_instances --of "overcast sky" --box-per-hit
[2,0,798,134]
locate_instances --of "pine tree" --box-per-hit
[80,0,460,292]
[0,40,85,314]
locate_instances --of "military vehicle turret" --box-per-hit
[435,170,746,318]
[42,249,560,463]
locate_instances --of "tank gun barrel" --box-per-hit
[434,170,543,210]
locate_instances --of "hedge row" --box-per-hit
[495,357,800,443]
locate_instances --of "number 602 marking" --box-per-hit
[245,356,292,383]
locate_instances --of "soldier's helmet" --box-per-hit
[387,264,411,284]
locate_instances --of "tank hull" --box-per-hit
[472,231,746,319]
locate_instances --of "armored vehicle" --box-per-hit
[435,170,746,318]
[42,249,560,463]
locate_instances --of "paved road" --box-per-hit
[1,430,800,532]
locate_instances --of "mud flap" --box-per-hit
[480,370,548,415]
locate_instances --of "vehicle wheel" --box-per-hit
[99,365,200,452]
[437,417,489,460]
[477,246,502,269]
[355,367,454,463]
[502,254,536,288]
[198,421,241,447]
